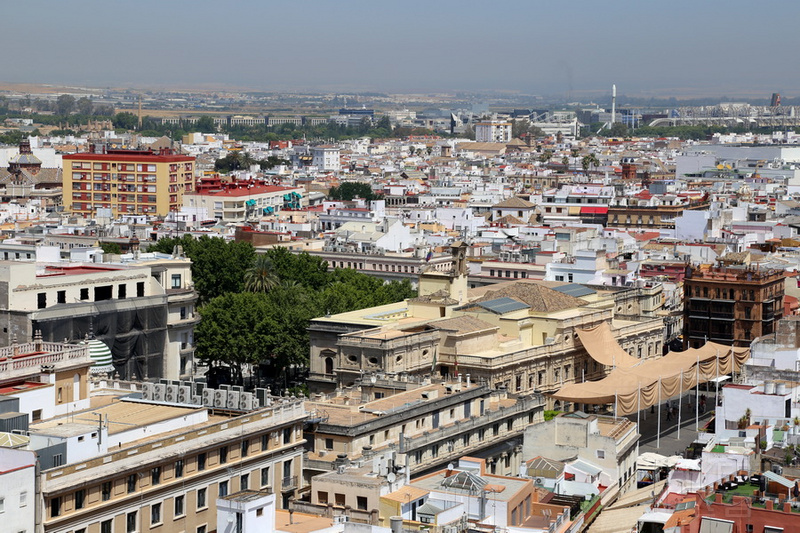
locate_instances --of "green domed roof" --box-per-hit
[86,338,114,374]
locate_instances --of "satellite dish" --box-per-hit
[387,473,397,483]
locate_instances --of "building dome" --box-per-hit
[85,338,114,374]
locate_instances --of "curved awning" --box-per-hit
[577,322,641,368]
[551,342,750,415]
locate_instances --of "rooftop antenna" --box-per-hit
[138,94,143,130]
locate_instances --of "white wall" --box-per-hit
[0,447,36,533]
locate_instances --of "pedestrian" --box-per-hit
[666,406,672,421]
[793,481,800,502]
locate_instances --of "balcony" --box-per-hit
[282,475,298,491]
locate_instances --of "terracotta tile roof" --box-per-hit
[430,315,497,334]
[495,214,525,225]
[492,196,536,209]
[473,282,586,313]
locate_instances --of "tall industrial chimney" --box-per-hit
[611,84,617,125]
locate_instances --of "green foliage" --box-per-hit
[113,112,139,130]
[149,235,255,304]
[195,116,217,132]
[55,94,76,116]
[189,245,416,381]
[544,410,562,421]
[244,254,279,293]
[215,151,255,173]
[328,182,381,202]
[0,130,25,145]
[605,122,629,137]
[99,242,122,254]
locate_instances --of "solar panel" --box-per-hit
[477,297,529,314]
[552,284,595,297]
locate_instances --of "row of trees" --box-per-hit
[148,237,416,386]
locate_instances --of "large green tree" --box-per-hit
[149,235,255,303]
[55,94,76,115]
[328,181,381,202]
[244,254,279,293]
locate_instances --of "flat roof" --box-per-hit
[38,265,123,277]
[63,152,193,163]
[31,399,203,438]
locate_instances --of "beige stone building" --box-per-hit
[308,243,664,410]
[304,379,544,480]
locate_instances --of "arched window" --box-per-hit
[324,358,333,375]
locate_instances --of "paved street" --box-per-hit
[626,390,718,456]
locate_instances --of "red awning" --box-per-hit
[580,206,609,214]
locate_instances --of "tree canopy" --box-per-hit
[183,245,416,386]
[148,235,256,304]
[328,181,381,202]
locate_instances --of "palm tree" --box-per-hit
[244,255,279,293]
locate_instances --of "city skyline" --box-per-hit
[6,1,800,98]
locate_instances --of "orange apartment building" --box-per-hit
[63,148,195,217]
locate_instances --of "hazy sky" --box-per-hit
[6,1,799,97]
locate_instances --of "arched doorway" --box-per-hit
[324,357,333,375]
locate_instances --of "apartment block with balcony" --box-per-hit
[36,395,306,533]
[683,265,785,348]
[63,148,196,218]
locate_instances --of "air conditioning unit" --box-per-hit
[165,385,179,402]
[227,391,241,410]
[142,382,154,400]
[240,392,253,410]
[214,390,226,408]
[178,386,191,404]
[202,389,214,407]
[192,395,202,406]
[153,384,166,402]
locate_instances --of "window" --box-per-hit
[151,502,162,525]
[94,285,112,301]
[37,293,46,309]
[261,467,270,488]
[75,489,85,509]
[127,474,137,493]
[335,493,346,506]
[241,440,249,457]
[50,496,61,517]
[175,459,184,478]
[596,449,605,459]
[172,274,182,289]
[219,480,228,497]
[197,452,206,471]
[0,497,4,512]
[175,494,185,517]
[325,438,334,450]
[137,282,145,297]
[197,487,207,509]
[261,434,269,451]
[20,491,26,507]
[118,284,126,299]
[102,481,112,501]
[151,466,161,485]
[57,290,66,304]
[101,520,112,533]
[79,287,90,300]
[357,496,368,510]
[283,427,292,443]
[126,510,137,533]
[219,446,228,464]
[197,526,207,533]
